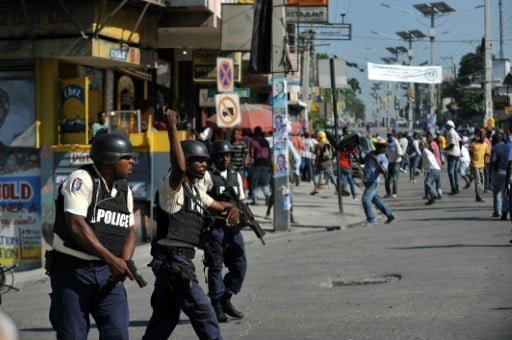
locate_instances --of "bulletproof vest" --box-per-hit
[207,165,239,202]
[165,183,206,246]
[54,164,130,257]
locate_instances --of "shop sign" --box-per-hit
[285,0,328,6]
[60,78,89,144]
[285,6,328,23]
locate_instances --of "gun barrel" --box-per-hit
[126,260,147,288]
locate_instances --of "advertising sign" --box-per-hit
[318,59,348,89]
[272,77,289,179]
[286,0,328,5]
[367,62,443,84]
[0,148,42,270]
[60,77,89,145]
[0,72,36,147]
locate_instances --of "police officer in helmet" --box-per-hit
[47,133,137,339]
[143,108,240,340]
[198,140,247,322]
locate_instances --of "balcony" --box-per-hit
[158,0,227,49]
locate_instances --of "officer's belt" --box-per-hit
[162,246,196,259]
[53,250,105,268]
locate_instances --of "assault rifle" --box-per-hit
[224,186,266,245]
[126,260,147,288]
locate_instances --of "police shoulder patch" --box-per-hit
[71,178,83,192]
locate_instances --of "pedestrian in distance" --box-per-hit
[490,132,510,219]
[470,129,491,202]
[311,131,336,195]
[143,108,240,340]
[361,137,395,227]
[420,141,441,205]
[46,133,137,340]
[407,132,421,183]
[197,140,247,323]
[445,120,462,195]
[384,132,403,199]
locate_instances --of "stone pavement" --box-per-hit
[13,178,367,287]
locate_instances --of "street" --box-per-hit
[3,173,512,339]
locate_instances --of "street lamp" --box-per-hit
[396,29,426,130]
[413,2,455,126]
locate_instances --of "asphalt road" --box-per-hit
[2,173,512,339]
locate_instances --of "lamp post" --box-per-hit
[396,29,426,131]
[413,2,455,127]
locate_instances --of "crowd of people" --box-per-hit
[44,103,512,339]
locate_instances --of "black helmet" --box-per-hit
[90,133,135,164]
[181,140,209,160]
[211,140,233,155]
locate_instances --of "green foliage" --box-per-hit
[341,88,366,121]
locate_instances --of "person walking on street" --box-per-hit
[300,130,316,182]
[247,127,272,205]
[338,128,358,199]
[384,132,403,198]
[408,132,421,183]
[198,140,247,323]
[426,132,443,199]
[490,133,510,219]
[460,138,472,189]
[47,133,137,340]
[143,108,239,340]
[420,141,441,205]
[398,132,409,173]
[470,130,491,202]
[311,131,336,195]
[445,120,461,195]
[361,137,395,227]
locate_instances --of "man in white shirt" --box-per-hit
[445,120,461,195]
[385,132,403,198]
[420,141,442,205]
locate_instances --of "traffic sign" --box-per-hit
[215,93,241,128]
[217,57,234,92]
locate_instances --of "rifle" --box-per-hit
[126,260,147,288]
[224,186,266,245]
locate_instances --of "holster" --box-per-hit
[44,250,56,275]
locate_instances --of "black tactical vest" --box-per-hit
[207,165,239,202]
[165,183,206,246]
[54,164,130,257]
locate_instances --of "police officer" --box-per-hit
[198,140,247,322]
[143,108,239,340]
[47,133,137,340]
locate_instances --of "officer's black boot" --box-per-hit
[211,299,229,323]
[221,295,244,319]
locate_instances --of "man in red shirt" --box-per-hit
[338,127,357,199]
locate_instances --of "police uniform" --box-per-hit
[143,173,222,340]
[49,164,135,340]
[198,165,247,315]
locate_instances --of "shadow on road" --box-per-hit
[388,244,512,250]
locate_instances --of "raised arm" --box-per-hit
[164,107,186,190]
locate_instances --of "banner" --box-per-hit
[0,148,42,270]
[367,62,442,84]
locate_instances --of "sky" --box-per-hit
[313,0,512,120]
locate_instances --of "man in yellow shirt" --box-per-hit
[470,130,491,202]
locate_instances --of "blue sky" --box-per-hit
[314,0,512,119]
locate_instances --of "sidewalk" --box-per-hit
[13,179,367,287]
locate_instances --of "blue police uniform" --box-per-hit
[204,165,247,317]
[143,180,221,340]
[48,164,131,340]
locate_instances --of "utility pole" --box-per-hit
[499,0,504,59]
[272,0,290,231]
[484,0,493,123]
[413,2,455,126]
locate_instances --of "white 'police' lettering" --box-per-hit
[95,208,130,228]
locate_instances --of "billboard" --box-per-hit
[367,62,443,84]
[0,72,36,147]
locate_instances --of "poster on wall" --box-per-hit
[0,72,36,147]
[60,77,89,145]
[272,77,289,179]
[0,148,42,270]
